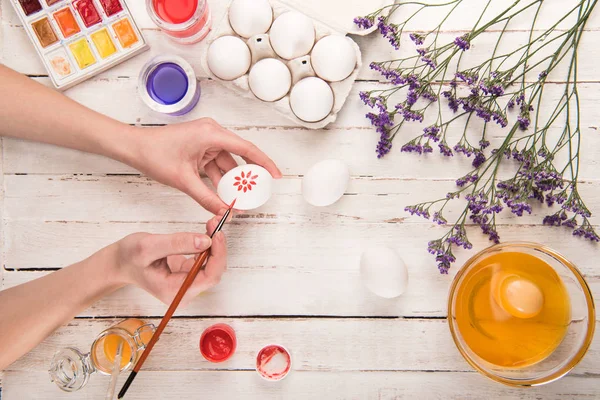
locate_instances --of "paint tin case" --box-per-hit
[138,55,201,116]
[201,0,394,129]
[11,0,148,90]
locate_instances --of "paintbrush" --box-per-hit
[118,199,236,399]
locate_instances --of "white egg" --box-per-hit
[229,0,273,38]
[311,35,357,82]
[290,77,334,122]
[302,159,349,207]
[249,58,292,102]
[269,12,315,60]
[217,164,273,211]
[207,36,251,81]
[360,247,409,298]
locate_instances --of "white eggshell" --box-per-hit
[229,0,273,38]
[269,12,315,60]
[217,164,273,211]
[249,58,292,102]
[302,159,349,207]
[207,36,251,81]
[311,35,357,82]
[360,247,409,298]
[290,77,334,122]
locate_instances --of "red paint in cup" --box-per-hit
[199,324,236,363]
[256,344,292,381]
[146,0,211,44]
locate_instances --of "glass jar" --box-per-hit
[146,0,212,44]
[49,319,155,392]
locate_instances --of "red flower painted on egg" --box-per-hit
[233,170,258,193]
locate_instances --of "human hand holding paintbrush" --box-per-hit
[118,200,237,398]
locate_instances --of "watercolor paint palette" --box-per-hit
[11,0,148,90]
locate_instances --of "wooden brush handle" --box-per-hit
[133,250,210,373]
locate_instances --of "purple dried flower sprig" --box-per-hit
[357,0,598,273]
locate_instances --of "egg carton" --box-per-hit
[201,0,387,129]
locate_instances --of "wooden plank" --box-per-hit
[5,175,600,225]
[3,370,599,400]
[5,22,600,83]
[0,76,597,129]
[5,318,600,374]
[5,217,600,274]
[3,260,598,318]
[4,119,600,180]
[4,0,600,80]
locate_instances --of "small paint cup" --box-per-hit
[138,55,200,116]
[256,344,292,381]
[199,324,237,363]
[146,0,211,44]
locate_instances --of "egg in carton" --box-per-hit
[201,0,392,129]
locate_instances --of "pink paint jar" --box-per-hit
[146,0,211,44]
[256,344,292,381]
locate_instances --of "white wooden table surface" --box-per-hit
[1,0,599,398]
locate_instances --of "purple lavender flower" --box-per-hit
[438,142,453,157]
[507,98,515,109]
[479,139,490,149]
[410,33,425,45]
[376,137,392,158]
[446,225,473,250]
[422,57,437,69]
[432,212,447,225]
[421,87,437,102]
[517,114,531,130]
[538,70,548,80]
[472,151,486,168]
[401,142,423,154]
[423,125,441,141]
[405,205,430,219]
[359,91,374,107]
[377,17,400,50]
[354,16,374,29]
[455,71,478,85]
[454,34,470,51]
[573,220,600,242]
[406,89,418,106]
[492,111,508,127]
[454,143,474,157]
[417,48,426,56]
[456,174,478,187]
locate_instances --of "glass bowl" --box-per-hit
[448,242,595,386]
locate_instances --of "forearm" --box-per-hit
[0,244,125,369]
[0,65,139,165]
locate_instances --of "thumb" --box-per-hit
[140,232,211,261]
[182,169,227,215]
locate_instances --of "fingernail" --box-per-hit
[195,236,211,249]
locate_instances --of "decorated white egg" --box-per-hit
[290,77,334,122]
[311,35,357,82]
[249,58,292,102]
[269,12,315,60]
[207,36,251,81]
[360,247,409,298]
[217,164,273,211]
[302,159,349,207]
[229,0,273,38]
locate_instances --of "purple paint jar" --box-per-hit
[138,55,200,116]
